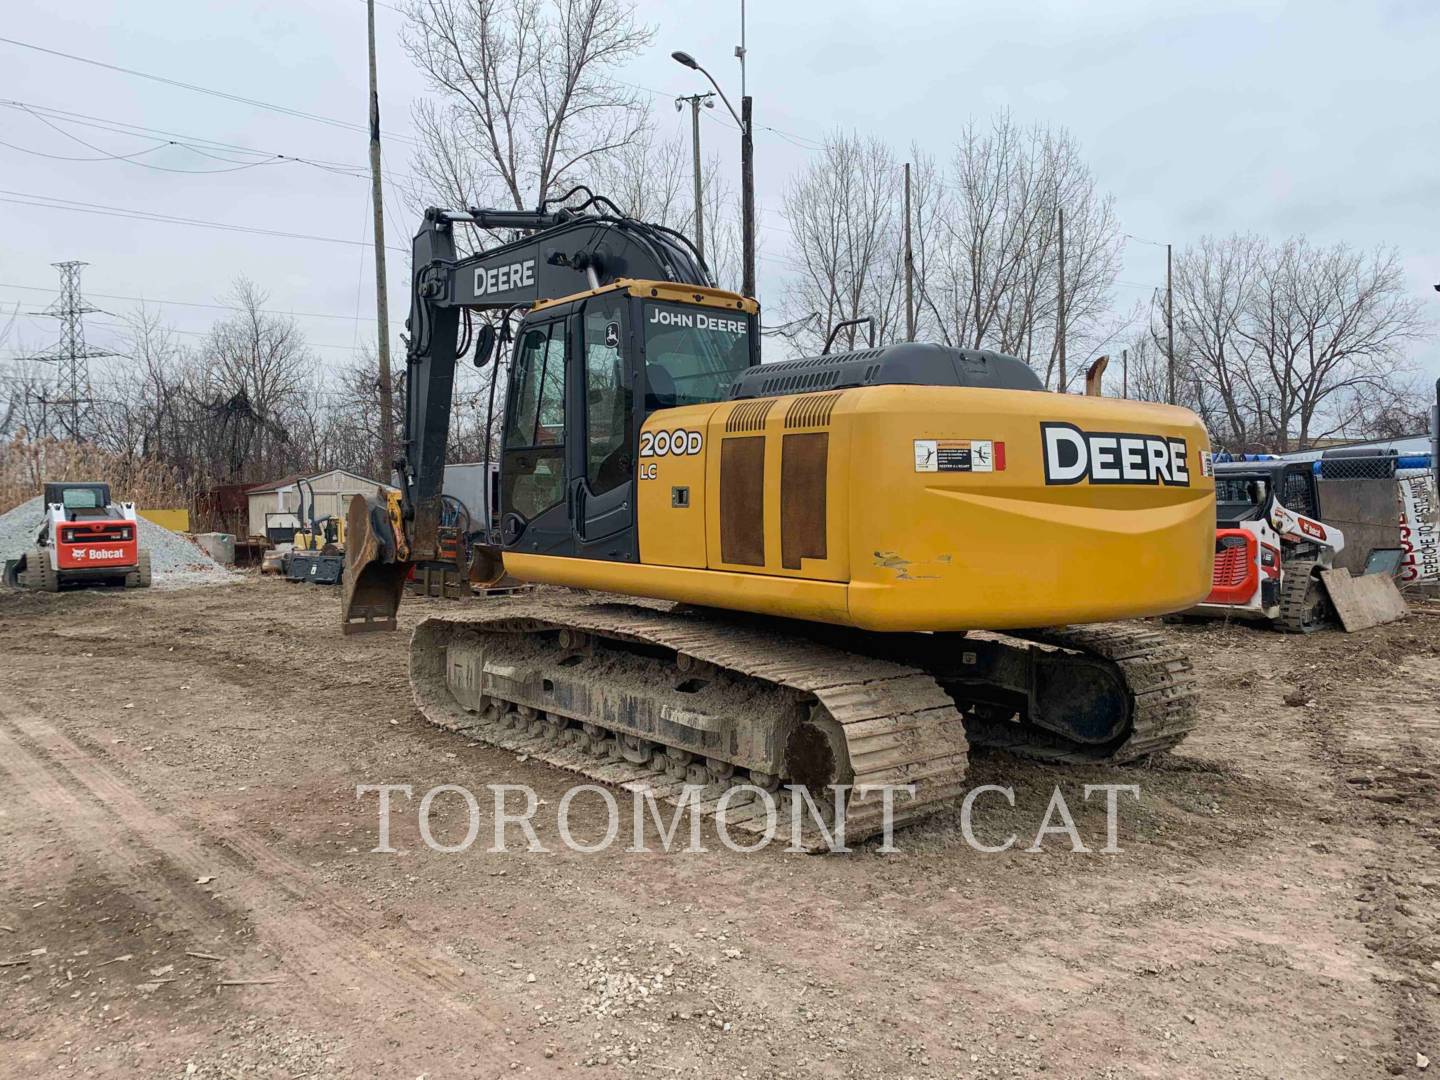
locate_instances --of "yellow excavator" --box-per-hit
[343,189,1215,844]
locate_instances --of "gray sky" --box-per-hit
[3,0,1438,397]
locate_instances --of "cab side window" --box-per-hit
[502,322,567,520]
[507,323,566,448]
[583,302,632,496]
[1282,469,1317,517]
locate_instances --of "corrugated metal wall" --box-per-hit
[246,471,393,539]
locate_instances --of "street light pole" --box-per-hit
[740,95,755,300]
[672,49,755,301]
[675,94,713,264]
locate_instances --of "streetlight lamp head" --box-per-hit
[671,50,699,70]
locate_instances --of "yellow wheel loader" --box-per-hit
[343,189,1216,845]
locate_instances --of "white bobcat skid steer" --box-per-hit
[1189,461,1344,632]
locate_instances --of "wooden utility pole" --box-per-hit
[903,163,915,342]
[1056,208,1067,392]
[367,0,395,479]
[1165,242,1175,405]
[1122,347,1128,399]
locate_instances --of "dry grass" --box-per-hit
[0,438,194,516]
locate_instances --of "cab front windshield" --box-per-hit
[642,301,753,408]
[1215,475,1269,523]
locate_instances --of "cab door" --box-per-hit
[499,319,573,556]
[569,295,637,560]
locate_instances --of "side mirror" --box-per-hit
[473,322,497,368]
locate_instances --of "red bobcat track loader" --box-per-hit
[4,482,152,591]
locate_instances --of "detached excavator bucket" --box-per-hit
[466,543,507,589]
[340,494,410,635]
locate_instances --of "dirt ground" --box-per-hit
[1,577,1437,1079]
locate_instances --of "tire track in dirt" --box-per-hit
[1285,658,1440,1074]
[0,703,540,1071]
[0,721,242,944]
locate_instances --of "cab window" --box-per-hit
[507,323,566,448]
[583,301,632,495]
[642,301,752,410]
[503,321,567,520]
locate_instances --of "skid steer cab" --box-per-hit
[1186,461,1343,632]
[5,482,152,592]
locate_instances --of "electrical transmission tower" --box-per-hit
[33,261,112,440]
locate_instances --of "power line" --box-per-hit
[0,282,377,322]
[0,35,420,146]
[0,190,410,254]
[8,309,374,356]
[9,103,293,175]
[0,98,423,186]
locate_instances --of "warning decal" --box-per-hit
[914,439,997,473]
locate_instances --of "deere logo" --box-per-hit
[1042,423,1191,487]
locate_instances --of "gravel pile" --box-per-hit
[0,496,238,590]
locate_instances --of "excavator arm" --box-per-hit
[341,197,714,633]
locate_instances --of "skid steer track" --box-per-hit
[410,598,971,849]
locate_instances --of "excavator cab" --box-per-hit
[341,195,755,634]
[342,278,757,633]
[496,282,757,564]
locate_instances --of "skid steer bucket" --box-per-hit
[341,494,409,634]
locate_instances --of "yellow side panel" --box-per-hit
[702,393,852,581]
[636,403,717,568]
[519,384,1215,634]
[504,553,850,625]
[138,508,190,532]
[844,385,1215,630]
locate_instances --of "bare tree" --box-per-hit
[0,304,49,439]
[1240,239,1422,449]
[401,0,653,212]
[303,346,405,480]
[186,279,313,483]
[1348,377,1434,441]
[1169,236,1423,451]
[780,130,905,354]
[912,113,1122,388]
[587,121,742,289]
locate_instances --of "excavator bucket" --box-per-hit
[466,543,507,589]
[340,493,409,635]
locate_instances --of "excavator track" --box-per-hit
[410,597,971,849]
[948,623,1199,764]
[409,597,1197,847]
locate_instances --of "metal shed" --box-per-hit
[246,469,397,543]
